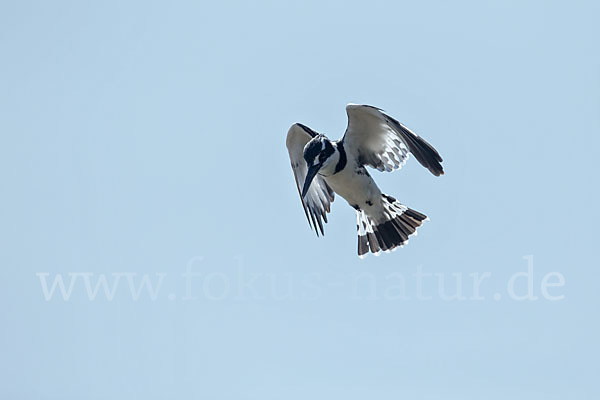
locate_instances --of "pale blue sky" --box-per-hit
[1,1,599,399]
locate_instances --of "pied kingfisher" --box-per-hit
[286,104,444,258]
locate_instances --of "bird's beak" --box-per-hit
[302,164,321,198]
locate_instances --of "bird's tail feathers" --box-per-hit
[357,194,428,258]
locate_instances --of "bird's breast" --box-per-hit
[322,165,382,212]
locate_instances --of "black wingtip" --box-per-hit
[384,114,444,177]
[296,123,319,138]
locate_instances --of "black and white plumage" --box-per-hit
[286,104,444,258]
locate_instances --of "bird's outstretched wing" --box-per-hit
[286,123,335,236]
[343,104,444,176]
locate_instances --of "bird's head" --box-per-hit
[301,135,337,197]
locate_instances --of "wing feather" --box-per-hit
[286,123,334,236]
[343,104,444,176]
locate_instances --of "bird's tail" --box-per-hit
[356,194,428,258]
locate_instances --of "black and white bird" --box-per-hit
[286,104,444,258]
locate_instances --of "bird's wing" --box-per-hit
[286,123,335,236]
[342,104,444,176]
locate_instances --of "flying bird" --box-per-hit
[286,104,444,258]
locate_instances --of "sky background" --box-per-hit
[1,0,599,399]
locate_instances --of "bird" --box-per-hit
[286,104,444,258]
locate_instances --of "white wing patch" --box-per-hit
[344,104,410,172]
